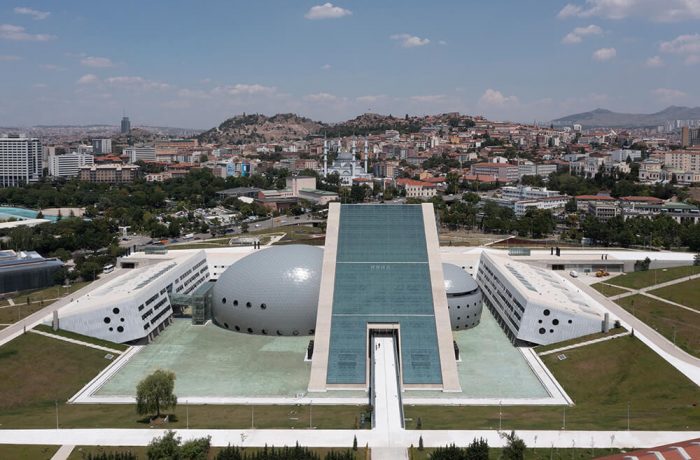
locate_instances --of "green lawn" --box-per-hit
[68,446,368,460]
[34,324,129,351]
[648,278,700,310]
[606,265,700,290]
[535,327,626,354]
[11,281,90,304]
[0,303,47,324]
[590,282,630,297]
[616,294,700,357]
[0,445,58,460]
[405,335,700,430]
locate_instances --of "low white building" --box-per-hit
[124,146,156,163]
[513,196,569,217]
[53,250,209,343]
[476,252,606,346]
[501,185,562,201]
[48,152,94,178]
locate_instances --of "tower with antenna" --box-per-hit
[364,139,368,174]
[323,139,328,177]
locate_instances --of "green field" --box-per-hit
[0,282,91,325]
[606,266,700,290]
[648,278,700,310]
[0,303,47,324]
[590,282,630,297]
[405,336,700,430]
[535,327,626,354]
[616,294,700,357]
[0,445,58,460]
[34,324,129,351]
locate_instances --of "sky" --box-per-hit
[1,0,699,129]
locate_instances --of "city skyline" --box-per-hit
[1,0,699,128]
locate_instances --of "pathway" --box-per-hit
[538,331,631,357]
[30,328,124,354]
[50,445,75,460]
[608,273,700,302]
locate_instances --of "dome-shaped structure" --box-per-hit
[211,245,323,336]
[442,263,482,331]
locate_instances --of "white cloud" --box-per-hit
[685,55,700,65]
[0,54,21,61]
[14,7,50,20]
[390,33,430,48]
[652,87,687,102]
[556,0,700,22]
[660,34,700,55]
[213,83,277,96]
[40,63,65,71]
[645,55,664,67]
[321,63,332,70]
[592,47,617,61]
[410,94,446,103]
[177,88,210,99]
[304,3,351,20]
[105,76,172,91]
[356,95,386,104]
[304,92,338,103]
[478,89,519,107]
[561,24,603,44]
[438,40,448,46]
[77,74,99,85]
[81,56,114,68]
[0,24,55,41]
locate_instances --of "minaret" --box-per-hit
[351,140,356,180]
[364,139,369,174]
[323,139,328,177]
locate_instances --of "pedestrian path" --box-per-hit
[50,445,75,460]
[538,331,631,356]
[30,328,124,354]
[609,273,700,301]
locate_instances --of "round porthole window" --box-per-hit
[117,326,124,333]
[233,300,238,306]
[539,328,546,334]
[293,330,299,336]
[553,319,559,325]
[113,308,120,314]
[120,318,125,322]
[246,302,252,308]
[260,303,267,310]
[543,309,550,316]
[104,317,111,324]
[262,329,268,335]
[568,319,572,324]
[222,298,227,304]
[234,326,240,331]
[109,327,113,332]
[276,330,283,336]
[247,328,253,334]
[549,329,554,333]
[224,322,229,329]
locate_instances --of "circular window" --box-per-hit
[456,325,460,329]
[247,328,253,334]
[113,308,120,314]
[549,329,554,333]
[262,329,268,335]
[553,319,559,325]
[109,327,113,332]
[543,309,550,316]
[568,319,573,324]
[233,300,239,306]
[276,330,283,336]
[260,303,267,310]
[293,330,299,336]
[222,298,227,304]
[309,329,315,334]
[538,320,542,324]
[104,317,111,324]
[117,326,124,333]
[539,328,546,334]
[224,322,229,329]
[457,317,461,321]
[234,326,240,331]
[457,305,461,309]
[246,302,252,308]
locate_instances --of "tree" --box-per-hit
[147,431,181,460]
[181,436,211,460]
[137,370,177,419]
[465,437,489,460]
[694,254,700,266]
[500,431,526,460]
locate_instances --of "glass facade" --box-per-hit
[326,205,443,385]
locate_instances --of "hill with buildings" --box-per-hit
[552,106,700,128]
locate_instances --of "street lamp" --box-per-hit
[499,401,502,431]
[627,402,630,431]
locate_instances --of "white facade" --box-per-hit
[124,146,156,163]
[55,250,209,343]
[517,163,557,178]
[48,152,94,178]
[476,252,605,346]
[514,196,569,217]
[0,135,42,187]
[92,138,112,155]
[501,185,562,201]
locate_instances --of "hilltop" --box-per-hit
[552,106,700,128]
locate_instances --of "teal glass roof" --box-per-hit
[326,205,443,385]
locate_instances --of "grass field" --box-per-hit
[405,335,700,430]
[648,278,700,310]
[616,294,700,358]
[0,282,91,325]
[606,266,700,290]
[68,446,368,460]
[0,302,47,324]
[34,324,129,351]
[590,282,630,297]
[0,445,58,460]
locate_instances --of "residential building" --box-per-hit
[48,152,94,178]
[470,162,519,183]
[92,138,112,155]
[501,186,562,201]
[373,161,399,179]
[639,160,664,183]
[517,163,557,178]
[124,146,156,163]
[396,178,437,199]
[0,134,42,187]
[664,150,700,172]
[79,163,140,183]
[609,149,642,163]
[513,196,570,217]
[588,201,619,221]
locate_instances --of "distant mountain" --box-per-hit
[552,106,700,128]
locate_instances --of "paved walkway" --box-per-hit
[609,273,700,302]
[50,445,74,460]
[539,331,631,357]
[0,428,698,449]
[30,329,124,354]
